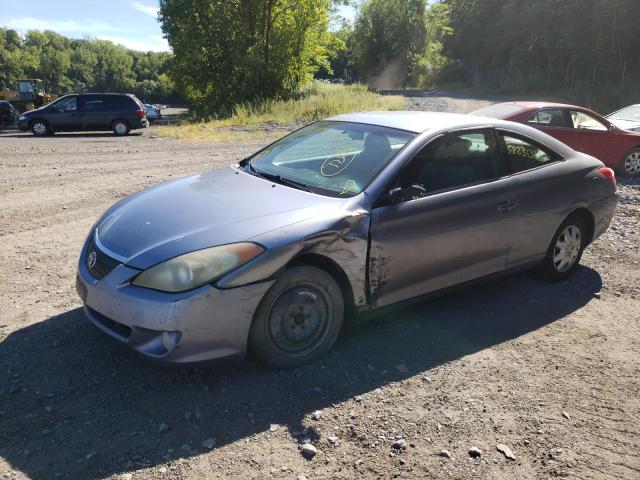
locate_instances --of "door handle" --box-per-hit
[497,200,516,213]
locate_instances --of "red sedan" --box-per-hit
[471,102,640,176]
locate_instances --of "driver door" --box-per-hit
[368,128,518,308]
[48,95,81,131]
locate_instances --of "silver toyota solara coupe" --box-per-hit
[76,112,618,368]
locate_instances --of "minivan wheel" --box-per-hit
[539,216,586,282]
[112,120,130,136]
[31,120,50,136]
[249,266,344,369]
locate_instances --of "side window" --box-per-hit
[401,130,498,193]
[527,109,569,128]
[84,96,104,111]
[55,96,77,112]
[570,110,608,131]
[500,133,560,173]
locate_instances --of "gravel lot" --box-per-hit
[1,95,639,480]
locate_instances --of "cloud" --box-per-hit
[132,2,159,18]
[98,35,170,52]
[6,17,124,33]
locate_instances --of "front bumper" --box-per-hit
[76,238,274,363]
[17,119,29,131]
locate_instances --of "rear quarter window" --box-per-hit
[499,132,562,173]
[104,95,136,110]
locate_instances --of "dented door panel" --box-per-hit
[369,178,517,308]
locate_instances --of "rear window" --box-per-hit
[471,103,526,119]
[104,95,137,110]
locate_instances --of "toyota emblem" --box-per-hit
[88,251,97,269]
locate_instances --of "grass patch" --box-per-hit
[156,82,405,143]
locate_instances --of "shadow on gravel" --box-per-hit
[0,267,601,479]
[0,132,144,138]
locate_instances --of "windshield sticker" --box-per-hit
[340,179,357,195]
[321,153,355,177]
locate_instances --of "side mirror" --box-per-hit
[389,184,426,204]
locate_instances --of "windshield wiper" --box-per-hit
[247,164,313,193]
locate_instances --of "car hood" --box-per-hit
[96,166,345,269]
[608,118,640,132]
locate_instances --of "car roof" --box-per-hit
[328,111,512,134]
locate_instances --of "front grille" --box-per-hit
[86,235,121,280]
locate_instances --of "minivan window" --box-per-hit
[53,96,77,112]
[84,96,104,111]
[104,95,134,110]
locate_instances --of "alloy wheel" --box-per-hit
[553,225,582,272]
[32,122,47,135]
[113,122,128,135]
[624,151,640,176]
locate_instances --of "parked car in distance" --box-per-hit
[17,93,149,136]
[470,102,640,176]
[0,100,17,128]
[606,104,640,133]
[144,103,162,122]
[76,112,617,368]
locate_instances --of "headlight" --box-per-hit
[132,243,264,293]
[18,115,26,121]
[632,127,640,133]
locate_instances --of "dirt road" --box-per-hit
[1,97,639,480]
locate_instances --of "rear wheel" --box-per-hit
[249,266,344,369]
[618,148,640,177]
[539,216,586,281]
[112,120,130,136]
[31,120,50,136]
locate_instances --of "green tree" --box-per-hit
[350,0,428,88]
[159,0,335,115]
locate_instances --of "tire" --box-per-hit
[249,266,344,369]
[31,120,50,136]
[618,148,640,177]
[539,215,586,282]
[112,120,130,136]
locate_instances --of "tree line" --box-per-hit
[0,27,177,104]
[3,0,638,113]
[437,0,640,109]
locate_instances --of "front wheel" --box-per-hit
[539,216,586,281]
[31,120,50,136]
[618,148,640,177]
[249,266,344,369]
[112,120,130,136]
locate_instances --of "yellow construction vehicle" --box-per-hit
[0,79,58,112]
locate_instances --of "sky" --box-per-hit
[0,0,169,52]
[0,0,357,52]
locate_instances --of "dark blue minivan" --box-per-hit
[17,93,149,136]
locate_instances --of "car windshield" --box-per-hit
[608,106,640,122]
[247,121,415,197]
